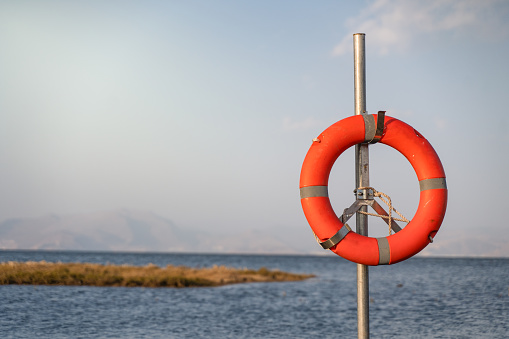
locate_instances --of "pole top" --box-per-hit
[354,33,365,36]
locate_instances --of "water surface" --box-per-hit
[1,251,507,338]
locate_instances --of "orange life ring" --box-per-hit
[299,114,447,265]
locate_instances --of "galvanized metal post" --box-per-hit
[354,33,370,339]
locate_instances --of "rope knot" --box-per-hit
[356,186,409,236]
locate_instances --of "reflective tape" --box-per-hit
[363,114,377,142]
[300,186,328,199]
[419,178,447,191]
[377,237,391,265]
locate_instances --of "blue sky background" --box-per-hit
[1,0,508,256]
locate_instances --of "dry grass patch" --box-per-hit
[0,261,314,288]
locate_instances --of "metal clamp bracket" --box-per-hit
[319,224,352,249]
[319,189,403,250]
[363,110,386,144]
[355,188,374,200]
[339,199,371,224]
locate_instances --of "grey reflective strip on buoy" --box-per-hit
[320,224,351,249]
[377,237,391,265]
[419,178,447,191]
[363,114,377,142]
[300,186,328,199]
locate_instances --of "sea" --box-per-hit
[0,250,507,339]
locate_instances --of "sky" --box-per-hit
[1,0,509,256]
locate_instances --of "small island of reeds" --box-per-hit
[0,261,314,288]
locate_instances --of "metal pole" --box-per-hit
[354,33,370,339]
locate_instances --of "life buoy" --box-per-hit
[299,114,447,265]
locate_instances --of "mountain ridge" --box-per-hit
[0,209,319,254]
[2,210,507,257]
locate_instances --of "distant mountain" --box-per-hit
[0,209,192,252]
[5,209,502,257]
[419,232,509,258]
[0,209,320,254]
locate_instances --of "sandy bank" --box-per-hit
[0,261,314,288]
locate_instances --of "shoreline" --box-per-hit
[0,261,314,288]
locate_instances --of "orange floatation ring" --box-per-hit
[300,114,447,265]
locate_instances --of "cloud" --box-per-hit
[333,0,509,56]
[282,116,322,131]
